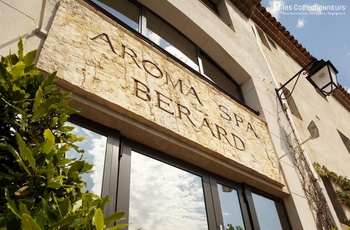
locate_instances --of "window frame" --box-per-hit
[116,138,218,229]
[248,187,292,230]
[69,115,121,217]
[200,0,219,14]
[209,174,253,230]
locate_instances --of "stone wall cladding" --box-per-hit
[37,0,282,184]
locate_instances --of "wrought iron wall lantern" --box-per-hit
[275,58,339,106]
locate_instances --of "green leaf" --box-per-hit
[18,38,24,60]
[44,85,56,94]
[9,61,26,79]
[94,208,105,230]
[59,126,75,133]
[32,97,56,121]
[50,117,59,127]
[99,195,110,212]
[16,133,36,169]
[58,113,68,126]
[5,188,21,219]
[40,198,57,224]
[7,144,31,176]
[0,97,28,129]
[23,50,37,65]
[42,129,55,154]
[59,197,71,218]
[21,214,42,230]
[68,161,85,176]
[81,161,94,174]
[48,215,79,230]
[19,203,30,215]
[104,212,125,226]
[42,72,56,88]
[34,209,47,229]
[47,182,61,188]
[12,84,25,96]
[34,87,43,111]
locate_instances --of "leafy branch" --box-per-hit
[0,39,127,229]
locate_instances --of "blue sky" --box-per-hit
[261,0,350,92]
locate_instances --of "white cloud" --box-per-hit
[129,152,208,230]
[165,45,199,70]
[146,30,199,71]
[266,0,285,20]
[296,18,306,29]
[82,128,94,138]
[88,136,107,195]
[146,30,161,46]
[347,87,350,94]
[66,123,107,196]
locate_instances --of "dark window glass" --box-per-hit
[217,184,245,230]
[201,54,240,99]
[256,26,270,50]
[252,193,284,229]
[338,130,350,153]
[267,36,277,49]
[201,0,219,14]
[128,151,208,230]
[92,0,139,31]
[146,12,199,71]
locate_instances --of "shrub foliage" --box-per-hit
[0,40,126,229]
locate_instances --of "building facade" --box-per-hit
[2,0,350,229]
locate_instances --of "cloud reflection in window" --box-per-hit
[129,151,208,230]
[146,30,200,71]
[66,123,107,196]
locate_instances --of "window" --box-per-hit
[146,12,199,71]
[267,36,277,49]
[320,176,348,226]
[67,117,291,229]
[200,0,235,30]
[88,0,243,102]
[256,26,271,50]
[92,0,139,31]
[68,117,120,216]
[338,130,350,153]
[128,151,208,229]
[201,54,241,99]
[66,121,107,196]
[251,193,287,229]
[200,0,219,14]
[281,86,303,120]
[216,184,246,229]
[116,139,291,230]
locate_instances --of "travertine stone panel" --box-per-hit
[37,0,282,184]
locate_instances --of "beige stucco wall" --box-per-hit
[260,28,350,179]
[0,0,59,57]
[258,22,349,228]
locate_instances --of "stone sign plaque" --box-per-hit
[38,0,281,184]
